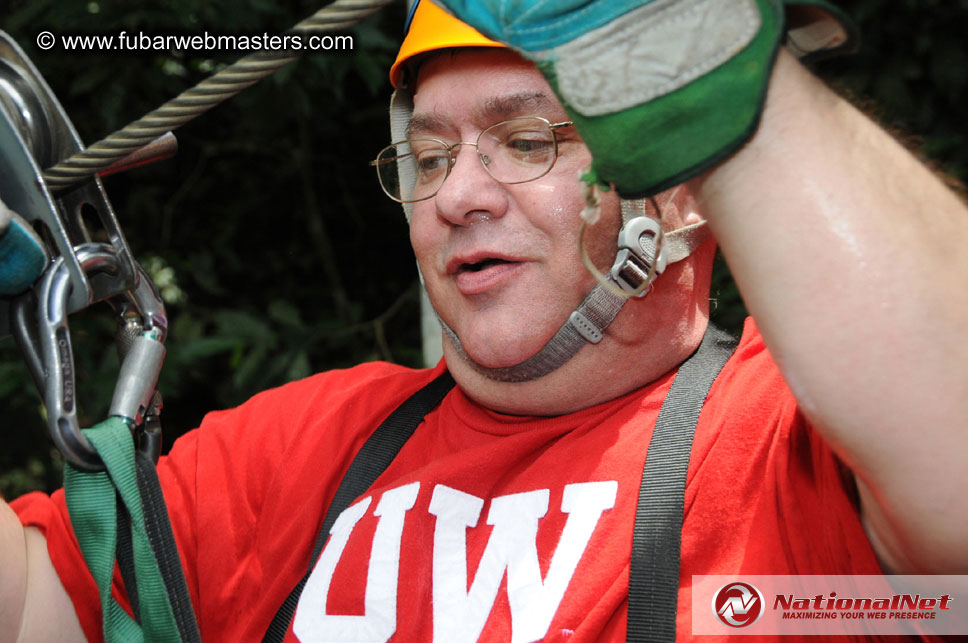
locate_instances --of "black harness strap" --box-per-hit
[135,451,203,643]
[627,324,738,643]
[262,370,456,643]
[264,324,736,643]
[115,452,203,641]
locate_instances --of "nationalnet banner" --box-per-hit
[692,575,968,636]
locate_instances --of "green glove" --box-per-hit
[434,0,856,197]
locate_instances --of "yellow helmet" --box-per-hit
[389,0,504,89]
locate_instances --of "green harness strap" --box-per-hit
[63,417,181,643]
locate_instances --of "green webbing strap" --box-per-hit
[63,417,181,643]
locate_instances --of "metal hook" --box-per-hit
[34,243,167,471]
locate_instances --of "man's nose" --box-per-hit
[432,144,508,226]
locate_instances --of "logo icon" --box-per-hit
[713,582,765,628]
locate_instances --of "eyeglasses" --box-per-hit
[371,116,573,203]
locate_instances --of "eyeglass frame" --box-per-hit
[370,116,574,204]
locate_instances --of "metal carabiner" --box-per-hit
[107,253,168,463]
[34,243,167,471]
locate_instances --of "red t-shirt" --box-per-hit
[14,319,888,642]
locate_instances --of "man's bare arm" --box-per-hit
[0,500,85,642]
[691,48,968,573]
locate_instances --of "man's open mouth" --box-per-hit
[460,258,514,273]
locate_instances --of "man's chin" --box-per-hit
[443,329,548,370]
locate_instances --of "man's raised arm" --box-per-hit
[690,47,968,574]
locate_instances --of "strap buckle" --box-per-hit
[609,216,667,297]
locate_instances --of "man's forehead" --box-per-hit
[408,91,559,137]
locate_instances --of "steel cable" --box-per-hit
[42,0,394,190]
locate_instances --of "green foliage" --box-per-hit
[0,0,965,497]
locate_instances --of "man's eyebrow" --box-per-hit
[407,113,447,139]
[478,91,554,120]
[406,91,556,138]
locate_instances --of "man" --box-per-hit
[2,1,967,641]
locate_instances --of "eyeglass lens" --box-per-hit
[374,117,560,203]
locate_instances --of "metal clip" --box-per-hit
[32,243,167,471]
[609,216,667,297]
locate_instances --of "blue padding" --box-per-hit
[0,211,47,295]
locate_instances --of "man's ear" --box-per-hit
[682,200,706,228]
[620,184,705,230]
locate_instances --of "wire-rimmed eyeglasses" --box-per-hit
[370,116,573,203]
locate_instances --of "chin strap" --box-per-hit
[440,217,710,382]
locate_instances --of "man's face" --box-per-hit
[408,49,622,369]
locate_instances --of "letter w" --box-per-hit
[429,481,617,643]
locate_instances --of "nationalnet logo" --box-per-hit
[772,590,953,621]
[713,582,765,628]
[694,575,968,636]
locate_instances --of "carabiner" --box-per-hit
[34,243,167,471]
[107,256,168,463]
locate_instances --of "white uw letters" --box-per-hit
[293,480,617,643]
